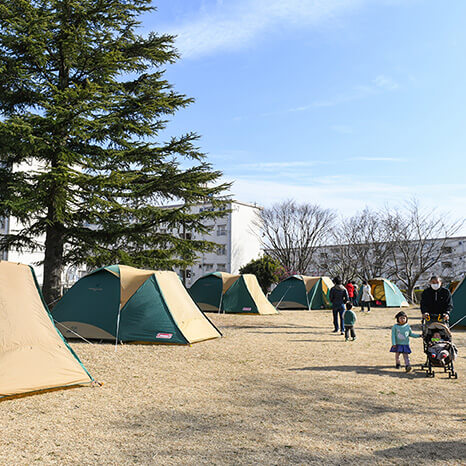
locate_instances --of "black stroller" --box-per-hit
[421,319,458,378]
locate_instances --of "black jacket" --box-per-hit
[329,285,349,309]
[420,286,453,316]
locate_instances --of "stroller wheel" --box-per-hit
[454,372,458,379]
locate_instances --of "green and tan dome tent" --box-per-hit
[451,277,466,328]
[357,278,409,307]
[189,272,278,315]
[188,272,240,312]
[53,265,221,345]
[0,261,93,399]
[268,275,334,310]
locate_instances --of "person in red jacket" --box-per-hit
[345,281,355,304]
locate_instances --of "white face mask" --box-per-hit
[431,283,441,290]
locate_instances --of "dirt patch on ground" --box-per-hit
[1,306,465,465]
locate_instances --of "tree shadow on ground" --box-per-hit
[220,324,321,330]
[375,440,466,461]
[248,330,324,335]
[289,364,429,379]
[289,339,344,343]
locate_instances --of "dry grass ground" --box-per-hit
[1,306,465,465]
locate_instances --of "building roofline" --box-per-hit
[157,199,262,210]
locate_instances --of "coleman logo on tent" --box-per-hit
[242,307,252,311]
[156,332,173,339]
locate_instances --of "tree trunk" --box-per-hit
[42,222,65,307]
[407,284,416,304]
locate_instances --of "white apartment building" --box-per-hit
[1,199,264,288]
[306,236,466,286]
[170,200,263,287]
[0,215,46,283]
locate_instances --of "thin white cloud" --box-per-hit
[350,156,407,162]
[331,125,353,134]
[259,74,400,116]
[374,74,399,90]
[223,176,466,231]
[238,160,330,169]
[166,0,367,59]
[310,76,398,109]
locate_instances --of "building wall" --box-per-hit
[1,215,45,284]
[179,200,263,287]
[187,203,231,286]
[0,216,8,261]
[305,236,466,288]
[1,159,47,283]
[2,198,264,289]
[230,202,262,274]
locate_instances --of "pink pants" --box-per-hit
[395,352,410,366]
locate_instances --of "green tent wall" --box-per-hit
[451,277,466,328]
[189,272,278,315]
[268,276,333,310]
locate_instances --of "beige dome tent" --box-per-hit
[0,261,94,399]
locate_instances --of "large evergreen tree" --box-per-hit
[0,0,229,304]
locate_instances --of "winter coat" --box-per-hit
[420,286,453,316]
[391,323,421,346]
[329,285,349,309]
[361,284,373,302]
[343,309,356,326]
[345,283,354,298]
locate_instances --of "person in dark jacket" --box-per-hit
[329,277,349,334]
[420,276,453,322]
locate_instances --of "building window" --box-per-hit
[217,245,226,255]
[442,262,452,269]
[204,263,214,271]
[217,263,226,272]
[320,252,328,259]
[441,246,453,254]
[217,225,227,236]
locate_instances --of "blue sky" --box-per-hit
[143,0,465,229]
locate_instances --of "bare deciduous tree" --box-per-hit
[384,199,463,303]
[325,243,358,283]
[256,200,336,275]
[328,208,394,281]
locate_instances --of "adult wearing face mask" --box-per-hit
[420,276,453,322]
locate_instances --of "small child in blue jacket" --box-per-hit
[343,302,357,341]
[390,311,421,372]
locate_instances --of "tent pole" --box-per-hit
[275,286,291,309]
[450,315,466,329]
[114,306,122,352]
[54,320,95,346]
